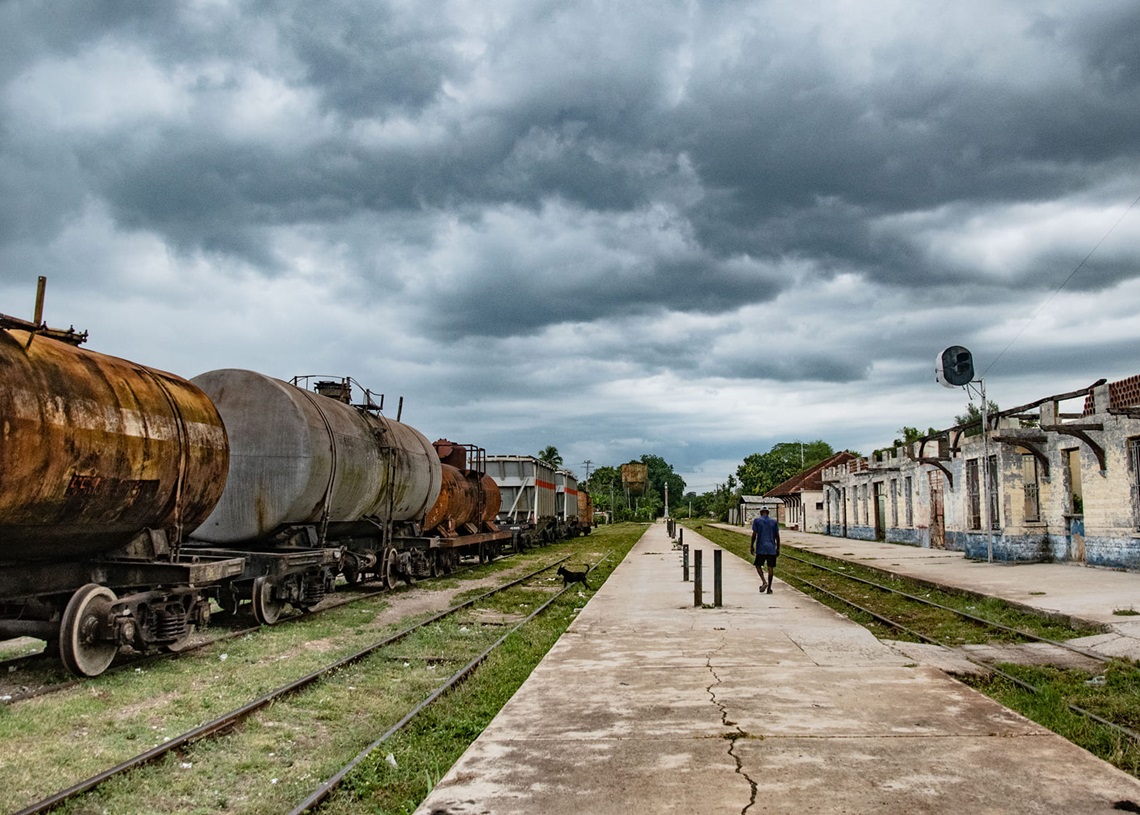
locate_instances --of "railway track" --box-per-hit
[779,550,1108,661]
[9,552,597,815]
[775,551,1140,745]
[0,554,510,705]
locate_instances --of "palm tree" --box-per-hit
[538,445,563,468]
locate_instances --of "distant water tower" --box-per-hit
[621,462,649,496]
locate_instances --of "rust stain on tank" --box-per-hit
[0,329,229,560]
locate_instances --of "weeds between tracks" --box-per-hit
[2,523,644,815]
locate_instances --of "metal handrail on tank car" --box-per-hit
[289,374,396,417]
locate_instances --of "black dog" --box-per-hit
[557,564,590,588]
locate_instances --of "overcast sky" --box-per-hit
[3,1,1139,493]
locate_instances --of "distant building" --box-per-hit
[738,495,782,526]
[765,451,859,532]
[820,375,1140,568]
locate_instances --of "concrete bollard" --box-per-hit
[694,549,703,607]
[714,549,722,608]
[683,544,689,582]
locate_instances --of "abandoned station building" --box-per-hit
[815,374,1140,569]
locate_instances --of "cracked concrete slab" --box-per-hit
[734,736,1140,815]
[414,523,1140,815]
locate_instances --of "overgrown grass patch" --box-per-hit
[311,523,644,815]
[962,661,1140,776]
[7,524,644,815]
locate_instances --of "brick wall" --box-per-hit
[1084,373,1140,414]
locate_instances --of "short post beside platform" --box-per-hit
[694,549,703,607]
[713,549,722,607]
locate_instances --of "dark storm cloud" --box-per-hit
[669,4,1140,291]
[4,0,1140,486]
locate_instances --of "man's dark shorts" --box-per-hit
[754,554,778,567]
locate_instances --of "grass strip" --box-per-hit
[683,522,1100,643]
[313,523,645,815]
[962,662,1140,776]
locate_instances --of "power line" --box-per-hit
[981,191,1140,378]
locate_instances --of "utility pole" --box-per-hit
[967,377,995,563]
[937,345,993,563]
[581,459,593,480]
[664,483,669,519]
[610,477,615,524]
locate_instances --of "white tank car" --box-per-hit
[190,369,442,544]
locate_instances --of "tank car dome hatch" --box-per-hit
[190,369,442,544]
[433,439,468,470]
[0,329,229,560]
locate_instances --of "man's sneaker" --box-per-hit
[766,586,773,594]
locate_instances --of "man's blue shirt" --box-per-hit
[751,515,780,555]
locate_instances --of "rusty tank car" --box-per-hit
[0,309,241,677]
[420,439,511,564]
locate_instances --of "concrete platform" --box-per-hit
[713,525,1140,660]
[415,523,1140,814]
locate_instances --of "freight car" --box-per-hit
[0,308,244,677]
[485,456,592,545]
[555,469,593,537]
[0,282,552,677]
[185,370,515,617]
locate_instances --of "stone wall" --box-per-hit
[820,377,1140,567]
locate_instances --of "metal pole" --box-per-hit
[981,378,994,563]
[665,483,669,519]
[713,550,722,607]
[683,544,689,581]
[694,549,703,607]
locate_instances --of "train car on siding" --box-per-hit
[187,372,514,603]
[187,370,439,615]
[555,470,591,537]
[577,489,595,533]
[0,304,242,677]
[485,455,560,546]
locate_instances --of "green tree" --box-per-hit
[537,445,563,468]
[680,491,707,518]
[736,440,835,495]
[640,454,686,516]
[954,401,999,437]
[581,456,686,520]
[893,426,939,446]
[583,465,619,511]
[874,426,940,458]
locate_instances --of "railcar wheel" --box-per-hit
[252,576,285,625]
[381,548,399,590]
[429,552,440,578]
[59,583,118,678]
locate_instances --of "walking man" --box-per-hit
[750,507,780,594]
